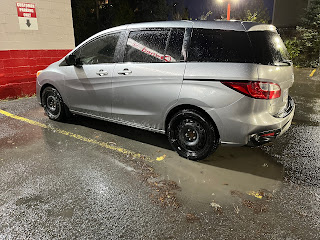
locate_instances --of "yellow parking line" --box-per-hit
[310,69,316,77]
[0,109,166,162]
[247,191,263,199]
[156,155,166,161]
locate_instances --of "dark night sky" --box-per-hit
[183,0,274,20]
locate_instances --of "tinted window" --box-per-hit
[188,29,253,63]
[76,32,120,64]
[249,31,290,65]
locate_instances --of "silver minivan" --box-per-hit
[36,20,295,160]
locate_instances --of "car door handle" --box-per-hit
[118,69,132,75]
[96,70,108,76]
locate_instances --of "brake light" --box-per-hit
[221,81,281,99]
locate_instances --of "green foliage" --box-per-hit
[173,7,190,20]
[283,0,320,67]
[71,0,99,45]
[284,38,301,64]
[200,11,213,21]
[133,0,168,22]
[71,0,272,45]
[112,0,134,26]
[71,0,168,45]
[181,7,190,20]
[212,0,270,22]
[241,9,268,23]
[295,0,320,67]
[238,0,270,23]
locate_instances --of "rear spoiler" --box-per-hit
[241,22,277,33]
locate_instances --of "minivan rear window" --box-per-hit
[249,31,290,66]
[188,29,253,63]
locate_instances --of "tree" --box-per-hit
[214,0,269,23]
[295,0,320,66]
[241,9,268,23]
[200,11,213,20]
[71,0,99,45]
[284,37,302,64]
[181,7,190,20]
[71,0,169,45]
[173,7,190,20]
[239,0,270,23]
[112,0,134,26]
[133,0,168,22]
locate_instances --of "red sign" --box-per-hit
[16,2,37,18]
[127,38,177,63]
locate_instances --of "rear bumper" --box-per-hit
[247,96,295,146]
[209,95,295,146]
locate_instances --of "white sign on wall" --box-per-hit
[16,2,38,30]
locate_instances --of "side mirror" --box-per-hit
[65,54,76,66]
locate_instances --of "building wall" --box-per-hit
[0,0,75,99]
[272,0,309,28]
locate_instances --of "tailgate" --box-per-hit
[257,65,294,115]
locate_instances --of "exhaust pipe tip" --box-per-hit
[248,129,281,147]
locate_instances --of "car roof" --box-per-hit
[105,20,276,32]
[76,20,276,50]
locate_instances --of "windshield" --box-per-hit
[249,31,290,66]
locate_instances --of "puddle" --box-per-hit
[16,195,45,208]
[204,146,283,180]
[153,146,283,210]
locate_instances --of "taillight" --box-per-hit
[221,81,281,99]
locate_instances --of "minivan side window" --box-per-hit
[124,28,185,63]
[188,29,253,63]
[75,32,121,65]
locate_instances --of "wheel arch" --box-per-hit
[165,104,220,139]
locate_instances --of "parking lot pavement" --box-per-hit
[0,67,319,239]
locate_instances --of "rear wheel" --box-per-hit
[167,109,219,160]
[42,87,68,121]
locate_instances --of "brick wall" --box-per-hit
[0,0,74,99]
[0,49,71,99]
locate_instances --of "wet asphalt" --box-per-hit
[0,68,319,239]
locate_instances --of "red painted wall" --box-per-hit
[0,49,71,99]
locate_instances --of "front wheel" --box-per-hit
[42,87,67,121]
[167,109,219,160]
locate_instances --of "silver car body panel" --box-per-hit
[63,63,115,118]
[36,59,66,103]
[257,64,294,115]
[112,62,186,131]
[181,62,259,144]
[36,20,295,146]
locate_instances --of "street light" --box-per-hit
[217,0,238,21]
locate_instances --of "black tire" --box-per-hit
[167,109,219,160]
[42,87,68,121]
